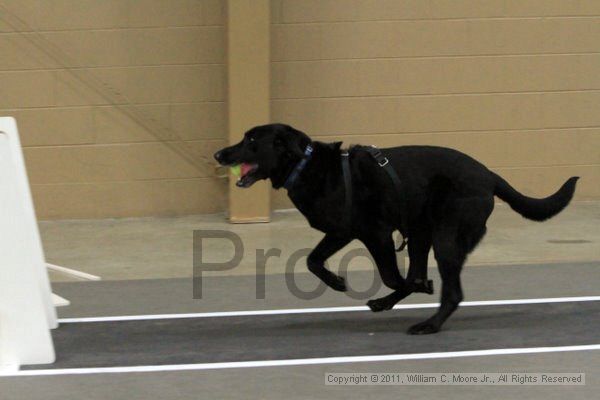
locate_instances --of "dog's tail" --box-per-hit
[493,173,579,221]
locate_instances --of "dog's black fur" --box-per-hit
[215,123,579,334]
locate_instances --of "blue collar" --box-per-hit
[283,144,313,190]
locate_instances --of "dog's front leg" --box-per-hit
[363,233,410,312]
[307,234,350,292]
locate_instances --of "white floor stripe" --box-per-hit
[58,296,600,324]
[5,344,600,377]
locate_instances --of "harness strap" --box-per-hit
[365,146,409,252]
[341,152,352,235]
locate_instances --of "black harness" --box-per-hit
[343,146,409,251]
[341,151,352,234]
[366,146,409,251]
[347,147,433,292]
[284,143,409,251]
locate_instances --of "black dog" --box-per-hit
[214,124,578,334]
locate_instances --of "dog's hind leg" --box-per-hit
[406,224,434,295]
[307,234,351,292]
[407,196,493,334]
[363,233,409,312]
[408,222,465,334]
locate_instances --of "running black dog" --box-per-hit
[214,124,578,334]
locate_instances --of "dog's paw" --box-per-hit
[367,298,394,312]
[412,279,434,295]
[407,320,440,335]
[327,275,347,292]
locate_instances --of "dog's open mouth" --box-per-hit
[236,163,259,188]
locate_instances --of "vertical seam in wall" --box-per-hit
[278,0,284,25]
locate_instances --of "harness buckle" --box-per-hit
[378,157,389,167]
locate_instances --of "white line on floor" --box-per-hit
[58,296,600,323]
[5,344,600,377]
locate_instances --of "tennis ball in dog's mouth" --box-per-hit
[230,164,241,177]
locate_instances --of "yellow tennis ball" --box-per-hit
[231,164,241,177]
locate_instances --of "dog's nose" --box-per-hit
[214,150,223,163]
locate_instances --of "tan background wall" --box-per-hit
[1,1,599,219]
[0,0,227,219]
[270,0,600,209]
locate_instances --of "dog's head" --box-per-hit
[214,123,311,188]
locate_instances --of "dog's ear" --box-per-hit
[275,129,306,158]
[332,141,343,150]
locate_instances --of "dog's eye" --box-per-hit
[249,137,255,142]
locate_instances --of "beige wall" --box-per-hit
[270,0,600,209]
[0,0,227,219]
[1,1,599,219]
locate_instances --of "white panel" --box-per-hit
[0,117,55,368]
